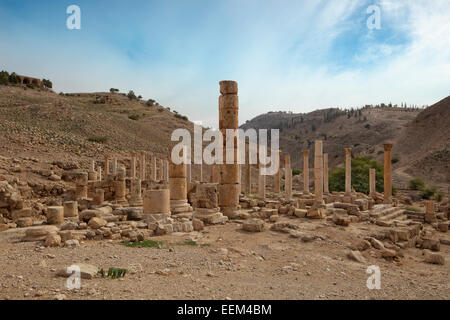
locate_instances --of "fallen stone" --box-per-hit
[423,250,445,265]
[242,219,265,232]
[45,233,61,247]
[88,217,107,229]
[347,250,367,263]
[57,263,98,279]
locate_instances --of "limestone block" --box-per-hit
[63,201,78,218]
[242,218,264,232]
[47,206,64,225]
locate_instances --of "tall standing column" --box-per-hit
[302,150,310,194]
[129,179,143,207]
[112,158,118,176]
[164,160,169,183]
[151,156,156,181]
[139,152,146,180]
[88,160,97,181]
[383,143,393,203]
[169,150,192,215]
[211,164,220,183]
[199,163,203,182]
[345,148,352,195]
[130,155,136,179]
[369,168,376,196]
[104,155,110,176]
[218,80,241,218]
[273,150,281,194]
[258,163,266,200]
[159,159,164,181]
[285,154,292,201]
[187,163,192,183]
[323,153,329,194]
[314,140,324,203]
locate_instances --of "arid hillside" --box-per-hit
[241,100,449,189]
[0,86,194,165]
[395,96,450,188]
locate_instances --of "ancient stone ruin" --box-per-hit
[0,80,448,272]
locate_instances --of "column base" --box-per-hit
[170,200,193,215]
[220,206,241,219]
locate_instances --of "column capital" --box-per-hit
[302,149,309,156]
[383,143,393,151]
[345,148,352,155]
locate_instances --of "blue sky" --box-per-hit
[1,0,449,128]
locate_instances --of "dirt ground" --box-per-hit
[1,218,448,300]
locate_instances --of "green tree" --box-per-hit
[0,70,9,85]
[9,72,19,84]
[127,90,137,100]
[110,88,119,93]
[329,156,385,194]
[42,79,52,88]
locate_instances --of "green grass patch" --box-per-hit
[406,206,421,212]
[121,240,165,248]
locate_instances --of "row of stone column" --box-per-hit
[100,154,169,182]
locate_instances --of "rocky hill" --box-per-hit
[241,99,449,189]
[0,85,194,165]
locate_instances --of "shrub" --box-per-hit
[408,177,426,190]
[174,113,188,121]
[128,114,140,121]
[87,136,108,144]
[329,156,385,194]
[420,186,438,200]
[146,99,155,107]
[292,168,302,176]
[110,88,119,93]
[127,90,137,100]
[0,70,9,85]
[26,83,35,89]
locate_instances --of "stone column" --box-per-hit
[211,164,220,183]
[369,168,376,196]
[139,152,146,180]
[187,163,192,183]
[152,156,157,181]
[143,189,171,222]
[199,163,203,182]
[88,160,97,181]
[113,168,127,203]
[314,140,324,203]
[302,150,310,194]
[245,162,251,195]
[63,201,78,218]
[383,143,393,203]
[164,160,169,183]
[425,200,437,223]
[345,148,352,195]
[159,159,164,181]
[104,155,110,176]
[112,158,118,176]
[75,172,88,200]
[129,179,143,207]
[285,154,292,201]
[273,150,281,194]
[97,166,102,181]
[258,163,266,200]
[218,80,241,218]
[169,150,192,215]
[323,153,329,194]
[130,155,136,179]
